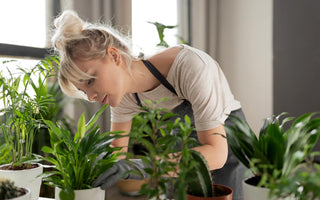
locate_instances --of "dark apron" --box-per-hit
[134,60,247,200]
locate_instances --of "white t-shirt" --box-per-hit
[111,45,241,131]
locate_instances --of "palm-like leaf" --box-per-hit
[41,105,123,199]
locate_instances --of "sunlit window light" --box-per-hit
[0,0,46,48]
[132,0,178,57]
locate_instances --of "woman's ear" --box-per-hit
[107,47,121,66]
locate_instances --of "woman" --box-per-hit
[52,10,247,200]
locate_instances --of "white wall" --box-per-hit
[218,0,273,133]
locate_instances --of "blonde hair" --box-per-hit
[51,10,134,97]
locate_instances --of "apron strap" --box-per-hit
[142,60,177,95]
[134,60,177,106]
[134,93,142,107]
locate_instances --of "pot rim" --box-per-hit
[243,176,270,191]
[55,186,104,192]
[0,163,43,173]
[187,183,233,198]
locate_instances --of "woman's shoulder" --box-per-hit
[148,46,184,77]
[171,45,217,76]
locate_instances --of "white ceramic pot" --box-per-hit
[243,177,296,200]
[243,178,270,200]
[55,187,105,200]
[10,187,31,200]
[0,163,43,200]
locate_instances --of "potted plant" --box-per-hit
[185,150,233,200]
[0,57,58,200]
[39,104,123,200]
[124,99,232,200]
[225,112,320,200]
[0,178,31,200]
[124,99,189,200]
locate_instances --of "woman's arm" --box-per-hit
[193,125,228,170]
[111,120,132,155]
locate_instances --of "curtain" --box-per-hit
[188,0,273,135]
[189,0,219,59]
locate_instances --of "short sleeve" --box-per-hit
[168,45,241,131]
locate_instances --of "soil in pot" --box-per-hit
[187,184,233,200]
[0,163,39,170]
[244,176,262,187]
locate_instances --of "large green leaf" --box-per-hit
[187,150,213,197]
[74,113,86,141]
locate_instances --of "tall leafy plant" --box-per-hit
[0,57,58,167]
[40,104,123,200]
[225,112,320,190]
[128,98,213,200]
[31,57,73,156]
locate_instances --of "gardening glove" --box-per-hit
[92,159,148,189]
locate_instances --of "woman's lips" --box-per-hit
[101,95,107,104]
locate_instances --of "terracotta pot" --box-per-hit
[116,179,149,196]
[55,187,105,200]
[187,184,233,200]
[0,163,43,200]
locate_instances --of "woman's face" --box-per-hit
[72,48,128,107]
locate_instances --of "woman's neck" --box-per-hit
[127,46,182,94]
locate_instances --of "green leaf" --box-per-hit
[85,104,108,131]
[187,150,213,197]
[41,146,54,154]
[75,113,86,141]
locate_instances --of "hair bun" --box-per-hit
[52,10,84,50]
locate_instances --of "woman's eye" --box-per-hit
[88,78,94,85]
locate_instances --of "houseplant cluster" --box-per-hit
[1,56,320,200]
[0,57,61,200]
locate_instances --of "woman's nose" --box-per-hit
[87,91,97,102]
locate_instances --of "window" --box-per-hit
[131,0,179,56]
[0,0,59,59]
[0,0,59,109]
[0,0,46,48]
